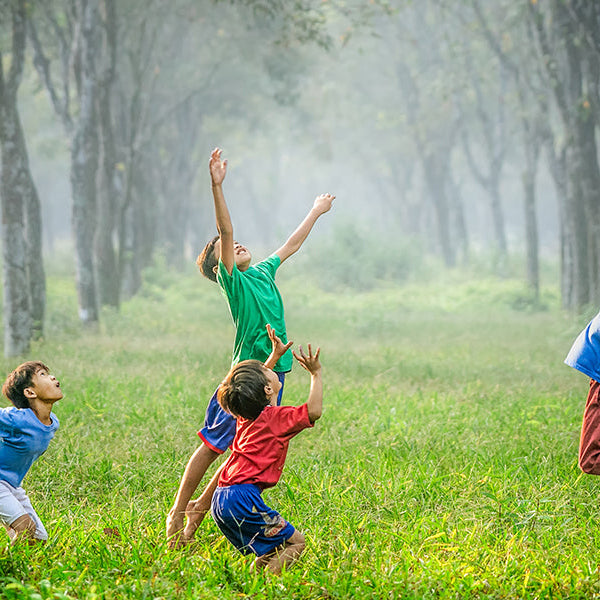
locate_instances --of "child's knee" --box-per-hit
[288,530,306,552]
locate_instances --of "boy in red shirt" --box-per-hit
[212,343,323,574]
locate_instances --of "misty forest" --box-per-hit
[2,0,600,599]
[0,0,598,352]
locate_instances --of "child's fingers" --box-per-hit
[292,350,306,367]
[283,341,293,352]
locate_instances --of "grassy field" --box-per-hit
[0,266,598,599]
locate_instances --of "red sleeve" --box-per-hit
[269,404,313,439]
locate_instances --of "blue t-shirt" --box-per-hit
[0,407,59,488]
[565,311,600,381]
[217,254,292,372]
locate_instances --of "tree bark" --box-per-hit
[95,0,119,307]
[0,0,45,356]
[70,0,100,325]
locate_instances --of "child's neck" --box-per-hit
[29,400,54,426]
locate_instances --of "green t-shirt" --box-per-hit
[217,254,292,372]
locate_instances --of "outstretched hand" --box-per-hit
[292,344,321,375]
[313,193,335,216]
[266,324,293,360]
[209,147,227,186]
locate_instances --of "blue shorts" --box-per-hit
[211,484,295,557]
[199,372,286,454]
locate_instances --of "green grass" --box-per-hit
[0,268,598,599]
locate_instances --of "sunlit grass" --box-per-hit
[0,268,597,598]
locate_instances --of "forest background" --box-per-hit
[1,0,600,354]
[1,1,600,598]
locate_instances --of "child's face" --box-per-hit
[213,239,252,271]
[27,368,63,403]
[262,367,282,406]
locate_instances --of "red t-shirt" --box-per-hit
[218,403,313,489]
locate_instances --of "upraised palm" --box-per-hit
[209,148,227,185]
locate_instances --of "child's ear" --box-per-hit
[212,265,218,275]
[23,387,37,399]
[264,384,273,397]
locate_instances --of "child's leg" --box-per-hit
[183,462,226,540]
[0,482,48,542]
[166,443,220,546]
[579,379,600,474]
[167,385,236,546]
[254,530,306,575]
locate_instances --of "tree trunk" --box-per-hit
[0,104,32,357]
[522,161,539,300]
[71,0,100,325]
[423,153,456,268]
[576,109,600,304]
[447,175,469,265]
[95,0,119,308]
[0,0,44,356]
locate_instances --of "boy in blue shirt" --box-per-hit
[166,148,334,546]
[0,361,62,542]
[565,310,600,474]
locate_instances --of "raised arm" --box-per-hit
[275,193,335,264]
[264,324,293,370]
[292,344,323,422]
[210,148,235,275]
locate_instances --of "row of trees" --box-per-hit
[1,0,600,357]
[0,0,344,355]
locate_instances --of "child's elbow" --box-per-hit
[308,408,322,422]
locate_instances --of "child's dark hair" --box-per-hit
[2,361,49,409]
[217,360,270,420]
[196,235,220,283]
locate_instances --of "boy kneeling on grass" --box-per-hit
[211,333,323,575]
[0,362,62,542]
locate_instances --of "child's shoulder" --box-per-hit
[0,405,21,426]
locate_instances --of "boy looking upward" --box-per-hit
[166,147,334,546]
[0,362,62,542]
[212,342,322,574]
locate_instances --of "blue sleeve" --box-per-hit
[565,312,600,381]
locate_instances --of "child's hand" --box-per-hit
[313,193,335,216]
[209,147,227,185]
[266,324,293,360]
[293,344,321,375]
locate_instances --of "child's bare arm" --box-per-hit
[209,148,235,274]
[264,324,293,370]
[275,194,335,264]
[292,344,322,422]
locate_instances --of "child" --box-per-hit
[0,361,62,542]
[166,147,333,545]
[565,310,600,474]
[212,342,322,574]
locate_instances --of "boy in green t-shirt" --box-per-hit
[166,147,334,547]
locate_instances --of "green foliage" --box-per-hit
[0,267,594,598]
[292,218,427,291]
